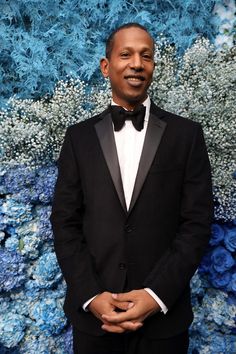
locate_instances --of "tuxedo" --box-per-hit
[50,101,213,339]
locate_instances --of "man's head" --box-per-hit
[100,23,155,110]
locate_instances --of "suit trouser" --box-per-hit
[73,327,189,354]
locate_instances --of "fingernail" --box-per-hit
[112,293,118,299]
[128,302,134,309]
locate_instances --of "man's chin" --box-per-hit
[126,94,147,105]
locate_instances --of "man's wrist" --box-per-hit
[144,288,168,314]
[82,295,99,312]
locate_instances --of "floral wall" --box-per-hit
[0,1,235,353]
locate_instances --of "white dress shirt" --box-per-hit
[83,96,168,314]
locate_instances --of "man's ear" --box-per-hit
[100,58,109,78]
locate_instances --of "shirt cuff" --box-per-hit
[82,295,98,312]
[144,288,168,314]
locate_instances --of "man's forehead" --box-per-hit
[113,27,154,49]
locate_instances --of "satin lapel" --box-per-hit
[128,112,167,213]
[95,112,127,213]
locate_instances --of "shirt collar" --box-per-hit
[111,96,150,122]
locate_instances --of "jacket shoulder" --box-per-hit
[151,101,201,129]
[66,107,110,134]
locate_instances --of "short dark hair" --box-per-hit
[105,23,154,59]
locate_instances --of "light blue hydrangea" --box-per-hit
[32,252,62,288]
[0,313,26,348]
[21,235,41,260]
[5,235,20,252]
[29,298,67,335]
[201,288,236,332]
[0,197,33,227]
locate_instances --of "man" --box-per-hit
[50,23,213,354]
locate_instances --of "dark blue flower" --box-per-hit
[228,273,236,293]
[211,246,234,273]
[198,250,212,273]
[209,268,231,289]
[35,165,57,204]
[58,326,73,354]
[209,223,225,246]
[3,167,36,194]
[224,226,236,252]
[36,205,53,241]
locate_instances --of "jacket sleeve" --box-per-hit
[50,127,102,308]
[143,124,214,309]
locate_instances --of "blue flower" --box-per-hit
[0,313,26,348]
[19,335,54,354]
[0,343,19,353]
[0,197,33,227]
[3,167,36,195]
[36,205,53,241]
[30,298,67,335]
[209,223,225,246]
[35,165,57,204]
[61,326,73,353]
[15,220,42,259]
[0,250,26,292]
[198,250,212,273]
[228,273,236,293]
[211,246,234,273]
[5,236,20,253]
[224,225,236,252]
[209,268,231,289]
[32,252,62,288]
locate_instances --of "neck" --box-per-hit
[112,95,148,111]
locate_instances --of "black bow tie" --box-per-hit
[110,105,146,132]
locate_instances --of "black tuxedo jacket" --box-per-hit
[50,102,213,338]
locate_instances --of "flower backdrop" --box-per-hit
[0,0,235,353]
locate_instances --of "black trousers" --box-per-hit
[73,327,189,354]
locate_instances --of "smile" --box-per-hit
[125,76,145,82]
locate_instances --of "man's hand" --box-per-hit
[101,289,160,332]
[88,291,142,333]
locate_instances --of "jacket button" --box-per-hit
[124,224,133,233]
[119,263,126,270]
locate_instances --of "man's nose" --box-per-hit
[129,54,144,70]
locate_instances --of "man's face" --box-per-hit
[100,27,155,110]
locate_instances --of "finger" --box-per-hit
[102,310,136,323]
[119,321,143,331]
[101,324,125,333]
[112,292,133,302]
[113,301,134,311]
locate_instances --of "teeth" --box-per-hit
[127,77,141,81]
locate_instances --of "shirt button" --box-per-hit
[119,263,126,270]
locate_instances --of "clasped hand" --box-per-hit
[88,289,160,333]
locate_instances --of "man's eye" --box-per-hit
[120,53,129,57]
[143,54,152,59]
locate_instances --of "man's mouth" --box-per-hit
[124,75,145,82]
